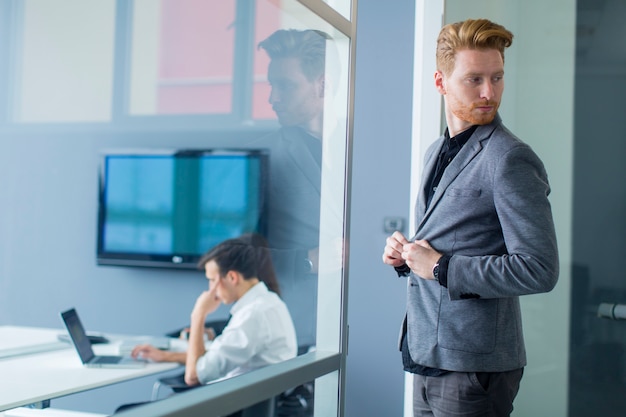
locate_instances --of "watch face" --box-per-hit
[433,264,440,280]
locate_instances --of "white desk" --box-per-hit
[0,326,180,412]
[0,326,68,359]
[1,407,106,417]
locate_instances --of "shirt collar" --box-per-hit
[444,124,478,148]
[230,281,268,315]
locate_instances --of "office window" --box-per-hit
[15,0,116,123]
[7,0,347,127]
[251,0,282,120]
[10,0,284,125]
[130,0,237,116]
[129,0,280,120]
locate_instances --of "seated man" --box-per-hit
[131,234,298,386]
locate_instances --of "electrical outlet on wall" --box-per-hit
[383,217,405,234]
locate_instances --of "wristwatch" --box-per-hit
[432,258,442,282]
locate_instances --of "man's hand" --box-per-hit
[190,280,221,323]
[401,239,442,280]
[131,344,168,362]
[382,231,410,268]
[185,278,221,386]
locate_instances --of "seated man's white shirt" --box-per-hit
[195,282,298,384]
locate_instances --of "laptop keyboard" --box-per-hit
[93,355,121,364]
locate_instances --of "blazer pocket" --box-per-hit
[447,187,481,198]
[438,298,497,354]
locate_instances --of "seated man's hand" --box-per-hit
[131,344,167,362]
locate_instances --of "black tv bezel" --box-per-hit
[96,148,269,270]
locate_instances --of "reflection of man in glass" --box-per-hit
[261,29,328,138]
[254,29,331,350]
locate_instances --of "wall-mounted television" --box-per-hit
[96,149,268,269]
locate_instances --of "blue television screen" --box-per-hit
[97,149,268,269]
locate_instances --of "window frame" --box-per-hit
[0,0,282,131]
[114,0,275,129]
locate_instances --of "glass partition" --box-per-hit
[570,0,626,415]
[1,0,354,414]
[126,5,354,413]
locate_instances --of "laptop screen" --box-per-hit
[61,308,95,363]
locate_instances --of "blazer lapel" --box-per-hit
[416,136,444,217]
[416,118,500,232]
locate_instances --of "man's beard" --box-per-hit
[451,101,500,125]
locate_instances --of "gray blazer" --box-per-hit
[402,114,559,373]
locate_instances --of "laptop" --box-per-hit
[60,308,146,368]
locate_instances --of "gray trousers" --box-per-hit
[412,368,523,417]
